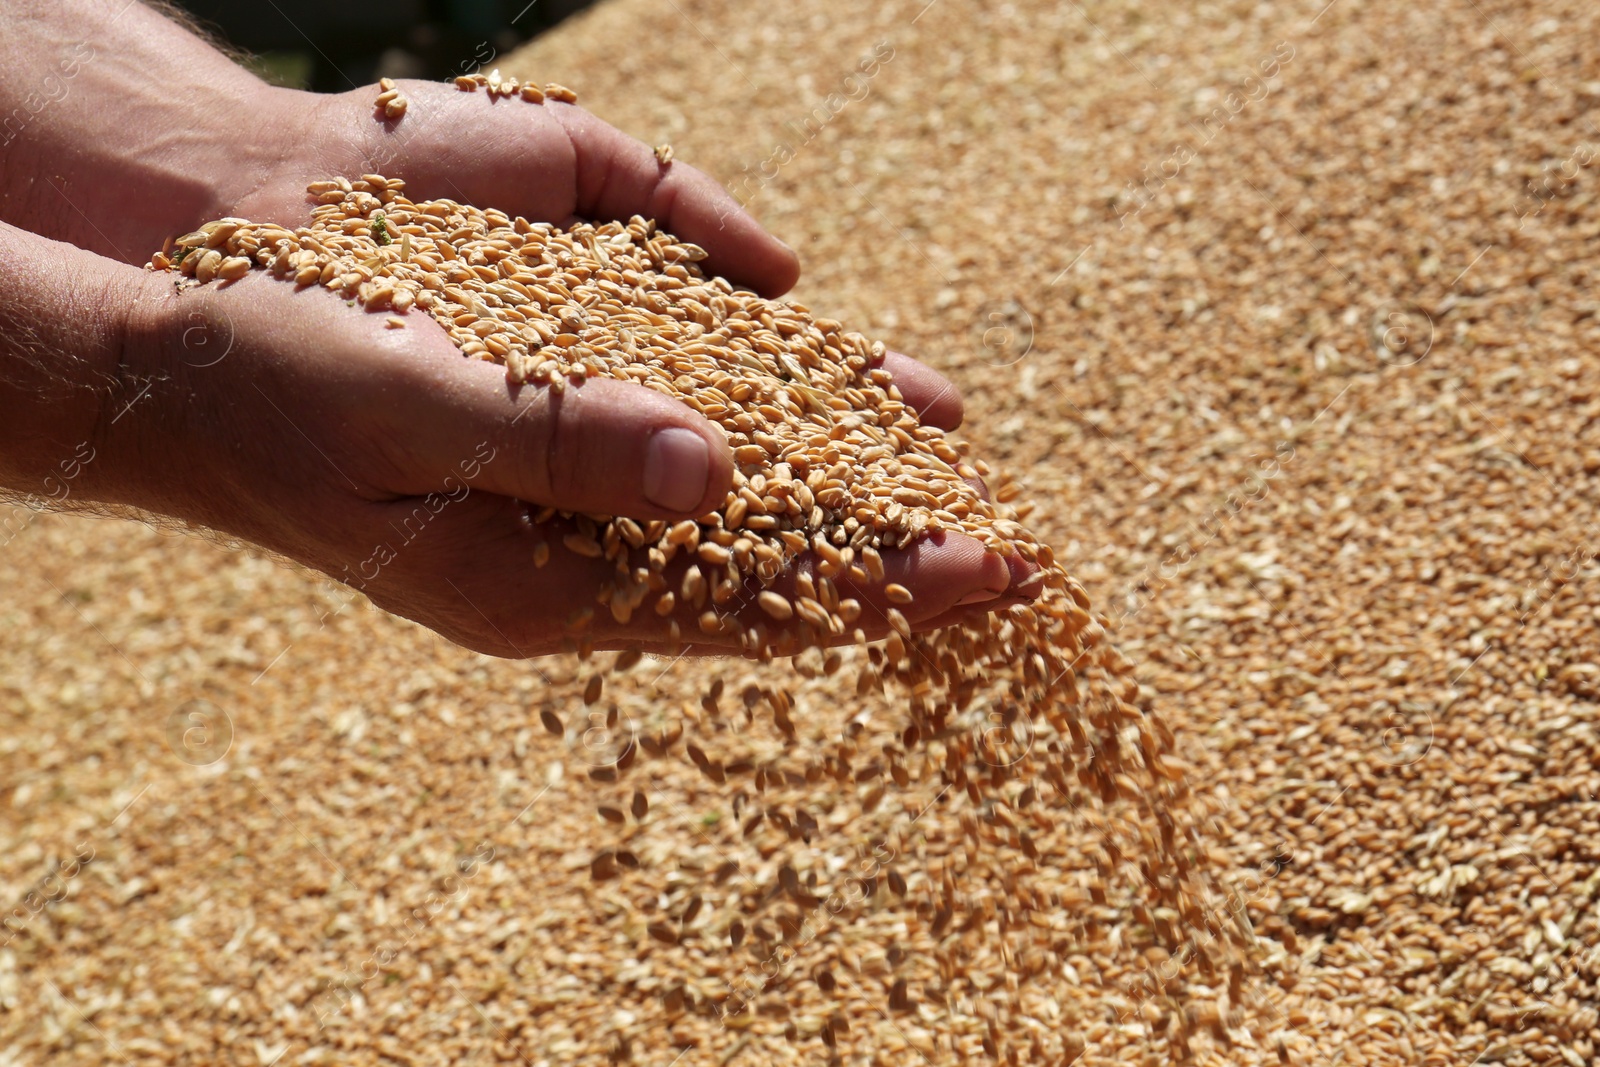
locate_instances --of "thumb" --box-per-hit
[384,351,733,519]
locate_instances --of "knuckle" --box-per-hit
[516,390,563,505]
[540,386,588,506]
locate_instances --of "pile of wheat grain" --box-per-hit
[146,178,1255,1062]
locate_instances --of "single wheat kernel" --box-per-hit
[563,532,603,558]
[758,591,794,621]
[217,256,252,281]
[885,607,911,639]
[194,249,222,284]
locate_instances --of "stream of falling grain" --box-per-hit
[151,178,1257,1063]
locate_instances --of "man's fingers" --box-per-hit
[371,499,1045,659]
[703,529,1036,645]
[551,106,802,297]
[877,350,964,431]
[380,343,733,519]
[873,351,985,494]
[848,530,1019,624]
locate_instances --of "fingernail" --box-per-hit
[1011,568,1047,599]
[955,555,1014,606]
[643,427,710,512]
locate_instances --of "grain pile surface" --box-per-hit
[147,178,1244,1061]
[5,1,1600,1066]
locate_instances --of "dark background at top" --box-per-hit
[171,0,598,92]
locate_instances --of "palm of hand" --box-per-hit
[233,81,799,297]
[136,80,1035,657]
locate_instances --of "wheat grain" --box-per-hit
[149,173,1245,1066]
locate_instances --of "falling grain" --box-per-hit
[149,166,1242,1067]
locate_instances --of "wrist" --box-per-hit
[128,80,315,258]
[0,2,312,263]
[0,224,145,502]
[98,269,313,554]
[86,268,211,521]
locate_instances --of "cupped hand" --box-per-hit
[103,79,1039,657]
[232,78,803,299]
[113,261,1036,658]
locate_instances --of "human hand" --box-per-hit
[227,77,983,438]
[108,268,1035,658]
[134,77,1035,654]
[0,0,1038,654]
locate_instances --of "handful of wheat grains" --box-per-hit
[149,175,1251,1061]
